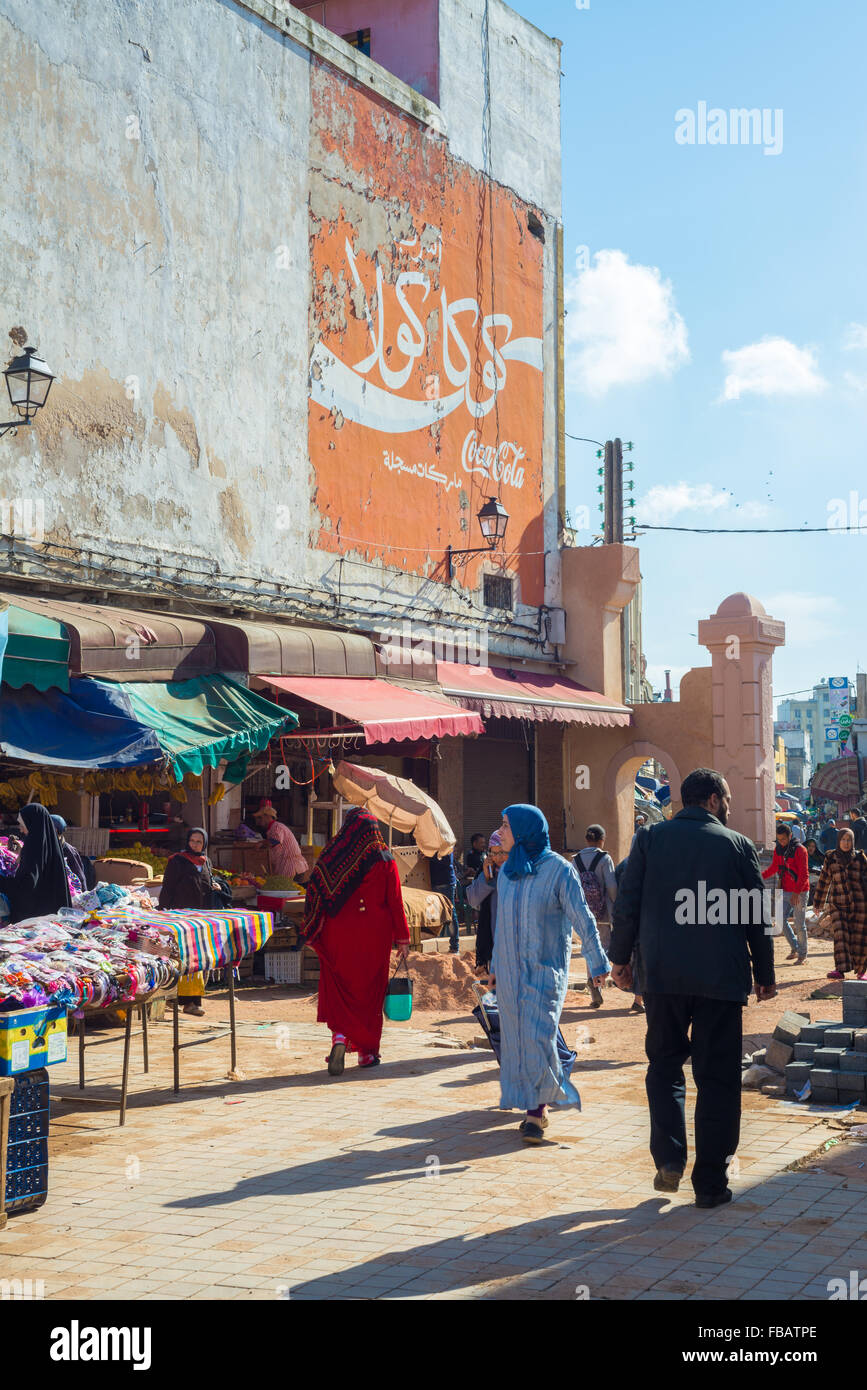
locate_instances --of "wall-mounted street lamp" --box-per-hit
[1,347,55,438]
[446,496,509,580]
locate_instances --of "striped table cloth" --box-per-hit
[101,908,274,973]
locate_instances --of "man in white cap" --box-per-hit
[253,804,310,883]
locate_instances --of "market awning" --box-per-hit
[2,594,215,681]
[200,618,376,677]
[262,675,484,744]
[811,754,866,804]
[3,603,70,692]
[0,678,162,768]
[119,675,299,780]
[437,662,632,727]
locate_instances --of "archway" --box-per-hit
[603,741,684,862]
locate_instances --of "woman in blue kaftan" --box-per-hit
[490,804,610,1144]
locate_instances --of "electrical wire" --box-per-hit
[635,523,867,535]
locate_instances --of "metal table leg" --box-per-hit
[141,1001,149,1074]
[228,969,237,1073]
[78,1012,85,1089]
[172,997,180,1094]
[119,1006,133,1127]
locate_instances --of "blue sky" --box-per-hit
[508,0,867,708]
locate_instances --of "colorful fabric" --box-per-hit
[149,909,273,972]
[302,808,391,943]
[501,804,555,881]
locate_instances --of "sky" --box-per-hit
[507,0,867,709]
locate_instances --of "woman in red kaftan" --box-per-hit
[301,809,410,1075]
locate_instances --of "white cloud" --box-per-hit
[761,591,841,644]
[565,249,690,396]
[720,337,826,401]
[843,323,867,351]
[843,370,867,393]
[636,482,770,526]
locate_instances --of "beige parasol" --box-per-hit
[332,760,456,858]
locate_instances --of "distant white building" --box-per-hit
[774,722,812,789]
[778,678,852,768]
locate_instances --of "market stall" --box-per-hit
[0,892,274,1134]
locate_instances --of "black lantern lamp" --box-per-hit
[446,495,510,580]
[1,347,55,437]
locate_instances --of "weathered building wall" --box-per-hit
[0,0,563,664]
[292,0,441,102]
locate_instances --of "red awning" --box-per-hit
[437,662,632,727]
[262,675,484,744]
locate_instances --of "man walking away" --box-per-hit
[819,818,838,855]
[610,768,777,1209]
[848,807,867,854]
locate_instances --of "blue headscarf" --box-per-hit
[501,804,554,879]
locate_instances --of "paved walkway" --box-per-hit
[1,1013,865,1300]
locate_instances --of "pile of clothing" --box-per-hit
[0,912,180,1012]
[71,881,155,913]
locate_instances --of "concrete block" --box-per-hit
[836,1072,867,1095]
[793,1042,817,1061]
[825,1028,855,1048]
[843,1004,867,1028]
[799,1024,830,1044]
[773,1009,811,1046]
[784,1062,813,1094]
[839,1052,867,1073]
[809,1068,840,1089]
[764,1037,795,1071]
[747,1047,766,1066]
[853,1030,867,1054]
[813,1048,847,1069]
[809,1086,838,1104]
[843,980,867,999]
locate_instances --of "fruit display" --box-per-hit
[263,875,303,891]
[102,843,170,877]
[228,873,266,888]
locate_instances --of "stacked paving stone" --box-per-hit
[782,982,867,1105]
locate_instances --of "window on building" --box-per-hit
[484,574,514,610]
[527,211,545,243]
[342,27,371,57]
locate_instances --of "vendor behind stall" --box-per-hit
[253,804,310,883]
[159,827,216,1016]
[0,803,72,924]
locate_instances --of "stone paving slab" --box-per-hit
[0,1014,862,1300]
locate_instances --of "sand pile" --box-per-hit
[405,951,480,1012]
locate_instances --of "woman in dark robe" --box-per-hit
[159,827,215,1015]
[0,803,72,923]
[301,808,410,1075]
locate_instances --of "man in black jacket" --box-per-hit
[848,807,867,854]
[610,767,777,1208]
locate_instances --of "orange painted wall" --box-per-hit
[308,62,547,604]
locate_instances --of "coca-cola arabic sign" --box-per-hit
[308,67,547,603]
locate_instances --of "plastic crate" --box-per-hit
[0,1005,67,1074]
[5,1069,49,1215]
[263,949,303,985]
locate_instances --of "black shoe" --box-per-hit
[695,1189,733,1209]
[653,1167,683,1193]
[521,1122,545,1145]
[326,1042,346,1076]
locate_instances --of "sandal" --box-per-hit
[630,1001,646,1014]
[327,1042,346,1076]
[183,1003,205,1016]
[358,1054,381,1069]
[827,971,845,980]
